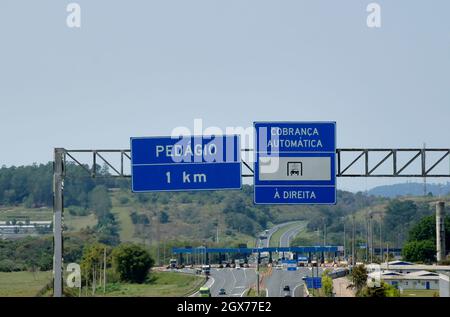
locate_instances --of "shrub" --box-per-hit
[112,244,154,283]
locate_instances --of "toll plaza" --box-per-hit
[172,246,343,265]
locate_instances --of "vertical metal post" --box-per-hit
[53,148,65,297]
[256,252,260,296]
[352,215,355,267]
[379,220,383,262]
[343,220,346,260]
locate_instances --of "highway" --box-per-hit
[265,267,306,297]
[209,268,257,297]
[256,221,300,248]
[279,222,307,247]
[191,221,315,298]
[255,221,313,297]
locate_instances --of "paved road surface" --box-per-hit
[210,268,257,297]
[256,221,300,248]
[333,277,355,297]
[279,222,306,247]
[265,267,311,297]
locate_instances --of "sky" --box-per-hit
[0,0,449,192]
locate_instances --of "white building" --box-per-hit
[366,260,450,275]
[439,273,450,297]
[367,269,440,290]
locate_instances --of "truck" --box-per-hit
[169,258,177,269]
[201,264,211,275]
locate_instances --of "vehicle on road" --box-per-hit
[202,264,211,275]
[219,288,226,295]
[199,287,211,297]
[167,258,177,269]
[283,285,290,292]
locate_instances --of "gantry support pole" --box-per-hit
[53,148,65,297]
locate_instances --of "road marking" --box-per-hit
[190,276,215,297]
[293,283,304,297]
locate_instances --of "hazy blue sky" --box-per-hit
[0,1,449,191]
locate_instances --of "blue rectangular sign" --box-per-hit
[305,277,322,289]
[131,135,242,192]
[254,122,336,204]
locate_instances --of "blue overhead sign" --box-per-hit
[254,122,336,204]
[131,135,241,192]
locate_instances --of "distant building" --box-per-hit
[367,270,440,290]
[366,261,450,275]
[439,273,450,297]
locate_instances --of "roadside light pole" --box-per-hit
[352,214,355,267]
[341,217,346,260]
[256,252,260,296]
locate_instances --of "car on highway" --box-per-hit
[283,285,290,292]
[219,288,226,296]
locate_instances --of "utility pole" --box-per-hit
[366,217,369,263]
[216,223,219,244]
[155,215,161,266]
[103,247,106,294]
[370,215,374,263]
[53,148,64,297]
[256,253,260,296]
[352,214,355,267]
[379,219,382,263]
[342,217,346,260]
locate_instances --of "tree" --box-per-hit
[159,210,170,224]
[350,265,368,296]
[408,215,450,249]
[402,240,435,263]
[112,244,154,283]
[321,272,334,297]
[80,243,108,284]
[383,200,418,238]
[88,185,112,220]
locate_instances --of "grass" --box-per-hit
[269,221,304,247]
[0,206,52,222]
[400,289,439,297]
[246,288,266,297]
[111,206,138,243]
[65,213,97,231]
[0,271,52,296]
[78,271,205,297]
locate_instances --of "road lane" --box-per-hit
[210,268,257,297]
[265,267,314,297]
[257,221,300,248]
[279,222,306,247]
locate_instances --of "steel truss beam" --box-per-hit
[52,147,450,297]
[61,148,450,178]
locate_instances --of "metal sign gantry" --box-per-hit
[53,147,450,296]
